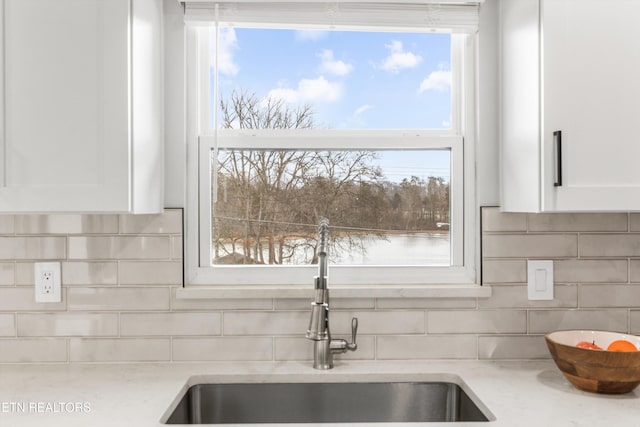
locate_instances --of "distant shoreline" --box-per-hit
[216,229,450,245]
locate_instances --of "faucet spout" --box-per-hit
[315,218,329,294]
[306,219,358,369]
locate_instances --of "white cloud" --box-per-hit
[294,30,330,42]
[442,120,451,128]
[267,76,342,104]
[354,104,372,115]
[265,87,300,104]
[418,70,452,93]
[211,27,239,76]
[380,41,422,73]
[318,50,354,76]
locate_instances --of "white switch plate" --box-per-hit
[35,262,61,303]
[527,260,553,300]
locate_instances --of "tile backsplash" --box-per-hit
[0,207,638,363]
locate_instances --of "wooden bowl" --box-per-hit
[545,330,640,394]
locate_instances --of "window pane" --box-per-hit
[211,149,450,266]
[210,27,452,130]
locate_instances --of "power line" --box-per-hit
[213,215,450,237]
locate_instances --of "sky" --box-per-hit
[209,27,452,182]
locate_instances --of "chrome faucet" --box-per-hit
[306,218,358,369]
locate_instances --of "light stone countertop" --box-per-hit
[0,360,638,426]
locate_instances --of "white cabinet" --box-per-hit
[500,0,640,212]
[0,0,163,213]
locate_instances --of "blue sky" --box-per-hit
[210,27,452,181]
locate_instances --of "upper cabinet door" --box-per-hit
[501,0,640,212]
[542,0,640,211]
[0,0,163,213]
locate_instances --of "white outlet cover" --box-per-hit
[35,262,62,303]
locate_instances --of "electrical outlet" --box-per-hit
[42,271,53,293]
[35,262,61,303]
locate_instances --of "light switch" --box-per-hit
[534,269,547,291]
[528,260,553,300]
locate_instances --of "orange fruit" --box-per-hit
[576,341,603,350]
[607,340,638,352]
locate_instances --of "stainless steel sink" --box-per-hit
[163,381,492,424]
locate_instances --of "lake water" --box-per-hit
[216,233,450,266]
[335,233,450,266]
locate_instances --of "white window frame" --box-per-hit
[184,18,478,290]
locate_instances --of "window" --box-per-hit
[185,2,478,288]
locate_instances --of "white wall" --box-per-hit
[477,0,500,206]
[161,0,501,208]
[163,0,186,208]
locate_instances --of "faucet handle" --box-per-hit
[348,317,358,351]
[329,317,359,354]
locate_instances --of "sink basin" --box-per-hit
[163,380,492,424]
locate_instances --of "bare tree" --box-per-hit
[220,90,314,130]
[213,91,313,264]
[212,90,449,265]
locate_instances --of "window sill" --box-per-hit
[176,284,491,300]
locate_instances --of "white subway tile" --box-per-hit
[274,336,375,361]
[0,263,14,285]
[0,339,67,362]
[224,310,419,338]
[172,337,273,361]
[15,262,34,285]
[0,237,66,260]
[482,259,527,284]
[269,298,306,311]
[478,336,549,359]
[119,261,182,285]
[580,234,640,257]
[119,210,182,234]
[428,310,526,334]
[482,208,527,232]
[629,260,640,283]
[483,234,577,258]
[554,260,627,283]
[629,214,640,231]
[579,285,640,308]
[62,262,118,286]
[223,311,308,336]
[67,287,170,311]
[68,236,171,260]
[1,205,638,364]
[478,285,577,309]
[14,214,118,234]
[120,312,221,336]
[0,314,15,336]
[377,336,477,359]
[0,215,15,234]
[528,309,628,334]
[17,313,118,337]
[631,311,640,334]
[376,298,476,309]
[528,213,627,232]
[70,338,171,362]
[171,290,272,311]
[273,337,311,361]
[0,288,66,311]
[330,311,425,335]
[333,298,375,310]
[171,236,183,260]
